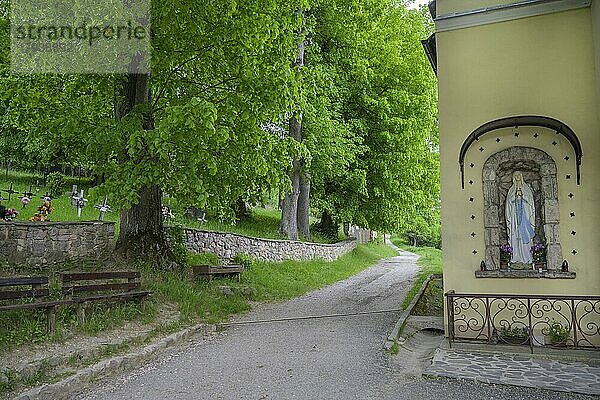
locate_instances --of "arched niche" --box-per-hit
[460,115,582,188]
[483,146,562,271]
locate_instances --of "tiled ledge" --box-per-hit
[475,270,576,279]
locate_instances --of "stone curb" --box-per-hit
[2,328,159,385]
[16,323,217,400]
[384,266,442,351]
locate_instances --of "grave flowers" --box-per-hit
[1,207,18,221]
[29,197,54,222]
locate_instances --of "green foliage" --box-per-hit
[304,1,439,233]
[0,0,307,222]
[399,207,441,249]
[312,211,340,241]
[233,253,255,270]
[500,326,529,339]
[45,172,66,197]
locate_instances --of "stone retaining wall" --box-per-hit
[184,228,358,263]
[0,222,115,267]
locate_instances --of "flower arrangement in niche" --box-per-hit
[531,243,546,263]
[500,244,513,261]
[499,244,512,269]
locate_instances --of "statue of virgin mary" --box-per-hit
[505,171,535,264]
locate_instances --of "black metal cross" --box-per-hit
[23,185,34,198]
[3,182,18,203]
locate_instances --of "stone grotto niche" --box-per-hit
[482,147,562,271]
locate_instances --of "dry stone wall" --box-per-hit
[184,228,358,263]
[0,222,115,267]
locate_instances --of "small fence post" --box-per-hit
[527,298,533,354]
[485,297,491,342]
[571,299,578,349]
[446,290,455,348]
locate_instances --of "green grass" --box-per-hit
[180,207,285,240]
[0,171,118,225]
[172,206,343,244]
[390,235,442,309]
[242,242,397,301]
[2,169,339,244]
[411,278,444,317]
[146,242,396,324]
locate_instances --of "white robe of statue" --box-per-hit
[505,171,535,264]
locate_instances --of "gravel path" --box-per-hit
[74,250,597,400]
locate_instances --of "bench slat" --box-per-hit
[72,290,152,303]
[61,271,140,282]
[62,282,141,295]
[192,265,244,274]
[0,289,50,300]
[0,299,73,312]
[209,267,244,274]
[0,277,48,287]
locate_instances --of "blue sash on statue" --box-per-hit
[515,198,534,244]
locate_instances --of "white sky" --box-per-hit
[408,0,430,9]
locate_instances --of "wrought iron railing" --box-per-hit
[445,291,600,353]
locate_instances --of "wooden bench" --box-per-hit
[0,276,72,333]
[61,271,152,324]
[192,265,244,282]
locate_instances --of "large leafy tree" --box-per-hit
[0,0,307,266]
[305,0,439,235]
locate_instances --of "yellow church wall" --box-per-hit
[593,0,600,122]
[437,8,600,297]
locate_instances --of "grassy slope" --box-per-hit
[0,171,117,224]
[390,235,442,309]
[172,206,344,244]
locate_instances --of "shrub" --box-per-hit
[234,253,255,269]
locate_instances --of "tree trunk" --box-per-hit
[280,167,300,240]
[114,73,174,268]
[234,196,251,221]
[280,39,305,240]
[317,209,339,241]
[297,170,310,239]
[280,114,302,240]
[343,222,350,238]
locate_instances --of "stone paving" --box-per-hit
[424,348,600,396]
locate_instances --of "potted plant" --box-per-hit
[548,320,570,346]
[499,326,530,345]
[499,244,512,269]
[531,243,546,270]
